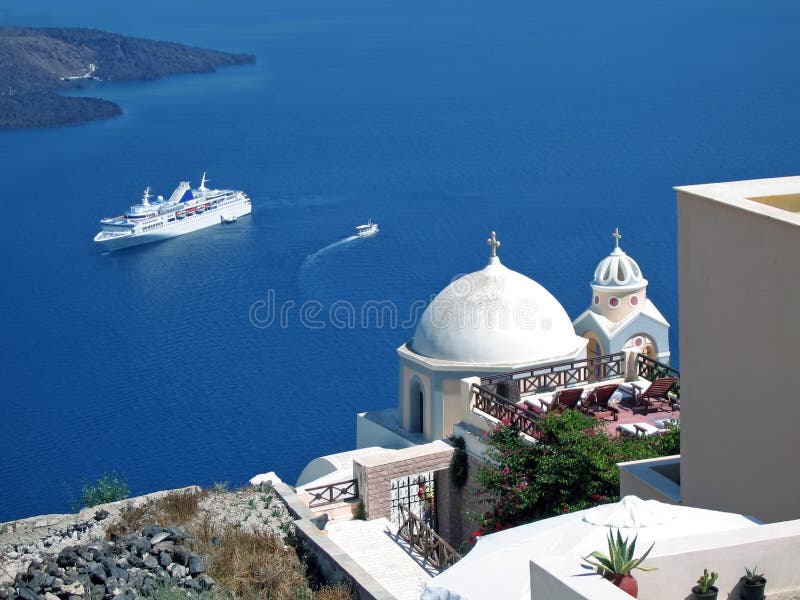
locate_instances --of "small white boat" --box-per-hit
[355,219,379,237]
[220,214,238,224]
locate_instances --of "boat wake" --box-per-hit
[302,234,359,270]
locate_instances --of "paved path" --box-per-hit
[326,518,436,600]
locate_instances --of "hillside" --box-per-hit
[0,27,255,128]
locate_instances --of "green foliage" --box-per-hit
[449,435,469,489]
[472,409,680,537]
[583,530,656,576]
[744,566,764,584]
[696,568,718,592]
[145,583,214,600]
[351,501,367,521]
[81,470,130,508]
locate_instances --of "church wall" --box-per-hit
[398,360,431,435]
[609,319,669,359]
[442,378,462,439]
[591,287,646,323]
[678,187,800,523]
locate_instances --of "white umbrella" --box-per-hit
[420,496,757,600]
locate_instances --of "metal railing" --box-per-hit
[397,504,461,571]
[304,479,359,508]
[481,352,626,394]
[471,383,540,437]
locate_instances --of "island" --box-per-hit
[0,27,256,129]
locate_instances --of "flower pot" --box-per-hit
[604,573,638,597]
[691,586,718,600]
[739,576,767,600]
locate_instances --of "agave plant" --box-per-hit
[583,529,656,576]
[743,566,764,584]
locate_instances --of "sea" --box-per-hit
[1,0,799,522]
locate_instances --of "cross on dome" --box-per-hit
[612,227,622,248]
[487,231,501,257]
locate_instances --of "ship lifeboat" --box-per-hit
[176,211,186,219]
[196,206,205,214]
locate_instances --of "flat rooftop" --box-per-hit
[676,175,800,225]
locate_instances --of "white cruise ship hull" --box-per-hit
[95,197,251,252]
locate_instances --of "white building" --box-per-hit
[572,228,670,363]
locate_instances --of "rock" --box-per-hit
[94,509,109,521]
[151,541,173,554]
[172,546,190,567]
[58,548,80,568]
[91,583,106,600]
[187,555,204,576]
[89,564,107,584]
[132,538,151,556]
[158,554,171,569]
[196,575,214,590]
[141,556,159,571]
[168,565,186,579]
[149,532,170,545]
[45,593,60,600]
[209,536,220,548]
[126,555,142,568]
[140,525,163,538]
[17,586,39,600]
[165,526,188,542]
[62,581,85,596]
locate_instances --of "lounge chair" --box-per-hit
[582,384,620,421]
[616,422,663,437]
[550,387,584,411]
[633,377,678,414]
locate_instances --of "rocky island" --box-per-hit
[0,27,256,129]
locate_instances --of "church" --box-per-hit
[295,228,671,543]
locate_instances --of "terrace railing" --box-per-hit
[636,354,680,381]
[471,383,539,437]
[482,351,626,394]
[304,479,359,508]
[397,504,461,571]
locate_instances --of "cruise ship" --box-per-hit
[93,174,251,251]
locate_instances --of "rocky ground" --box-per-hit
[0,484,295,600]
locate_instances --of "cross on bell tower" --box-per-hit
[487,231,501,257]
[612,227,622,249]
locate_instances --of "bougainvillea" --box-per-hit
[472,408,679,539]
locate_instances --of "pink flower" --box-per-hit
[503,466,510,474]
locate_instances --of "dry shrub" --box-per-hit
[105,501,151,538]
[313,585,351,600]
[153,489,207,527]
[208,528,310,600]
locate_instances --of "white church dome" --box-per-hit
[592,246,647,291]
[411,254,582,365]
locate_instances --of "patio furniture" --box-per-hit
[582,383,620,421]
[550,387,584,410]
[616,422,663,437]
[633,377,678,414]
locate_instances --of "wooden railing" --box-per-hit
[636,354,680,381]
[304,479,359,508]
[471,383,539,437]
[397,504,461,571]
[482,352,626,394]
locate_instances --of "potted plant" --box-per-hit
[582,529,656,598]
[691,569,719,600]
[740,566,767,600]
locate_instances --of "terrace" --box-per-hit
[470,352,680,439]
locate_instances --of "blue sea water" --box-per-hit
[1,0,799,521]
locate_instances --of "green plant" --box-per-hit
[473,409,679,535]
[81,470,130,508]
[583,530,655,576]
[351,501,367,520]
[695,569,718,592]
[212,481,229,493]
[744,566,764,584]
[449,435,469,489]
